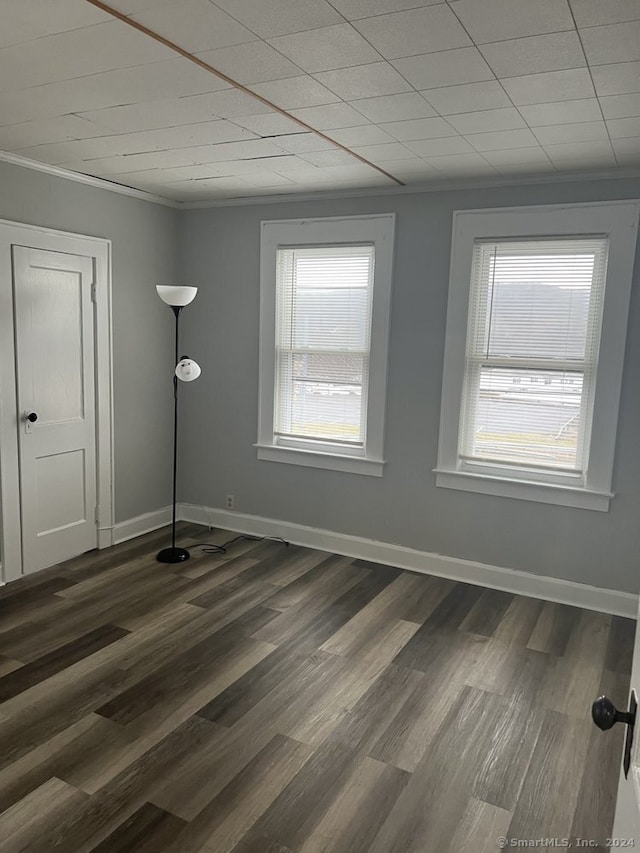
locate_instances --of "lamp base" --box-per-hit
[156,546,190,564]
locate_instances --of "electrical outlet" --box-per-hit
[225,495,234,510]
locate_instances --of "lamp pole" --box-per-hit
[156,286,199,564]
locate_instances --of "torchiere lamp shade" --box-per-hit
[156,285,198,307]
[175,357,201,382]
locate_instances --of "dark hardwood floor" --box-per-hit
[0,523,633,852]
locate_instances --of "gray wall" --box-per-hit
[0,159,179,525]
[179,177,640,594]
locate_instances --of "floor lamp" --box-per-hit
[156,285,201,564]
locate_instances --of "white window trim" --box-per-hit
[436,200,640,511]
[257,213,395,476]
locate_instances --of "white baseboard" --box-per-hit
[112,506,172,544]
[179,502,638,619]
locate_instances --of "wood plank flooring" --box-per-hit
[0,523,633,852]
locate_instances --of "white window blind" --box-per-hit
[459,237,609,475]
[274,244,375,447]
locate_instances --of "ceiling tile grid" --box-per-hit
[0,0,638,201]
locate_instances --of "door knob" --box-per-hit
[592,692,637,779]
[592,695,635,730]
[26,412,38,423]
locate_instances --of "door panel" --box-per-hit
[13,246,97,573]
[612,603,640,840]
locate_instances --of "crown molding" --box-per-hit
[0,151,180,209]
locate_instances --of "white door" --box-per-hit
[13,246,97,574]
[609,599,640,841]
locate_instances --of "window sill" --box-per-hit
[434,468,613,511]
[256,444,385,476]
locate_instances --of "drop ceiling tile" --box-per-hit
[321,164,394,181]
[108,0,175,13]
[611,137,640,162]
[177,139,289,164]
[212,0,343,36]
[329,0,441,19]
[445,108,526,134]
[0,0,112,47]
[19,133,167,165]
[0,115,111,151]
[314,63,411,100]
[354,6,471,60]
[479,32,585,78]
[228,113,302,137]
[519,98,602,125]
[607,116,640,137]
[298,149,360,167]
[102,168,173,189]
[349,93,436,123]
[267,25,380,73]
[580,22,640,65]
[266,165,333,183]
[494,161,557,175]
[195,42,301,84]
[380,117,455,141]
[290,103,373,130]
[600,94,640,119]
[481,146,552,165]
[241,172,297,188]
[250,77,340,109]
[4,60,231,124]
[0,90,49,126]
[226,155,303,172]
[501,68,595,105]
[406,136,474,156]
[591,62,640,96]
[272,133,335,153]
[118,148,210,172]
[166,159,262,178]
[327,125,395,146]
[448,0,574,43]
[533,120,609,144]
[0,22,173,93]
[167,176,255,194]
[569,0,640,27]
[161,159,259,179]
[133,121,258,152]
[92,149,208,172]
[369,157,439,177]
[0,15,51,49]
[78,92,264,134]
[274,162,377,181]
[421,81,511,114]
[59,156,149,176]
[130,0,255,52]
[181,90,273,119]
[351,142,418,162]
[391,47,494,90]
[424,152,497,173]
[543,140,616,165]
[466,128,538,150]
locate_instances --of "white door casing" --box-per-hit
[0,221,113,583]
[13,247,97,573]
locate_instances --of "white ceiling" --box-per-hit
[1,0,640,203]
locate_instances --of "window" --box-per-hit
[437,201,640,511]
[258,214,395,475]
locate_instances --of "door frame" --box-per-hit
[0,219,114,583]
